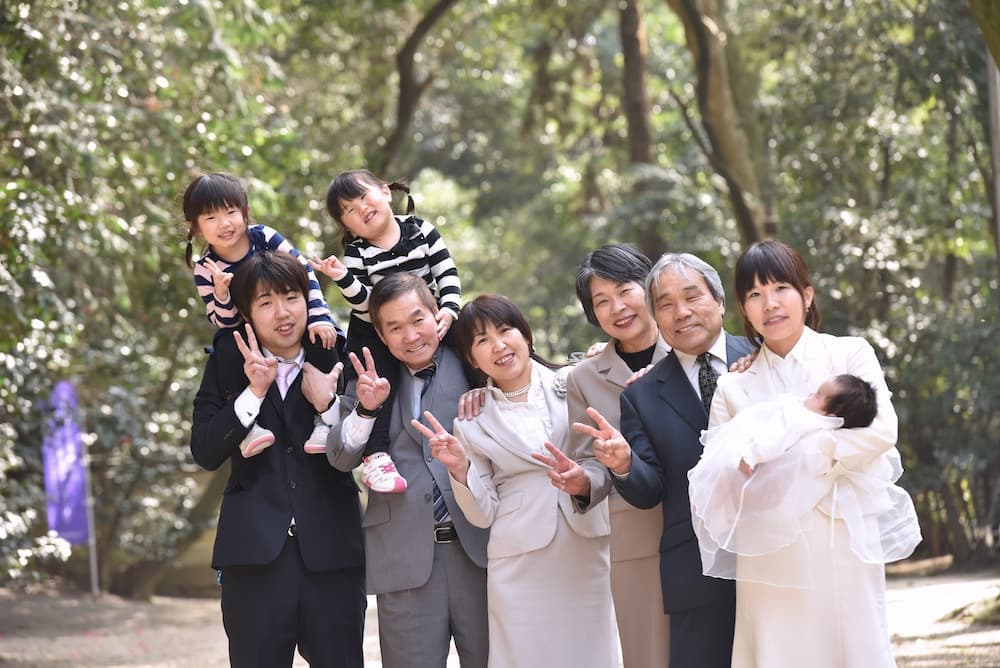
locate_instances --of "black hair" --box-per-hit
[229,251,310,323]
[325,169,414,250]
[825,374,878,429]
[181,172,251,268]
[575,244,653,327]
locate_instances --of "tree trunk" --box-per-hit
[373,0,460,175]
[942,479,974,563]
[664,0,764,245]
[110,465,230,600]
[970,0,1000,70]
[620,0,653,164]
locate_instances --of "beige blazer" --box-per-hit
[452,361,610,560]
[567,337,669,562]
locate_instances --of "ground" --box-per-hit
[2,568,1000,667]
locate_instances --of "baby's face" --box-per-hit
[805,380,838,415]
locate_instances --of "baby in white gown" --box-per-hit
[690,374,919,587]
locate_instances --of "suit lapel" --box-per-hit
[655,353,706,433]
[597,342,632,391]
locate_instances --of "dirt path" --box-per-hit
[2,570,999,667]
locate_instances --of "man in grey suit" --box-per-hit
[327,272,489,668]
[579,252,752,667]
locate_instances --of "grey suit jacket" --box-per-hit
[327,344,489,595]
[566,336,670,562]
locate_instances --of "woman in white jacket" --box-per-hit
[703,240,920,668]
[414,294,615,668]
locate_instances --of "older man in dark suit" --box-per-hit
[577,252,752,668]
[190,250,364,667]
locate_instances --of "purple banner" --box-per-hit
[42,381,89,545]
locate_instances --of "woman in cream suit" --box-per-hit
[567,244,671,667]
[707,240,920,668]
[415,294,616,668]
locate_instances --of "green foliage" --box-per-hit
[0,0,997,588]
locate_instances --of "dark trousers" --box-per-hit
[220,536,365,667]
[669,598,736,668]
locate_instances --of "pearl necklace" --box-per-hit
[501,384,531,399]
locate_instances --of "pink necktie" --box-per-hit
[276,361,296,399]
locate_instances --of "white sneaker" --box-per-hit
[304,422,329,455]
[361,452,408,493]
[240,424,275,458]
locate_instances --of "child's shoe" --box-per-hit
[361,452,408,493]
[240,424,275,458]
[304,421,330,455]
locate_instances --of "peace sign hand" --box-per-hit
[412,410,469,484]
[532,442,590,496]
[572,406,633,475]
[348,347,391,412]
[204,257,234,303]
[233,324,277,399]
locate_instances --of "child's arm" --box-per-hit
[260,225,344,348]
[418,219,461,332]
[324,243,374,316]
[193,256,242,328]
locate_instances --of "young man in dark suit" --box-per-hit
[190,250,365,667]
[578,252,752,668]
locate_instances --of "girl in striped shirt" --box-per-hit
[312,169,462,493]
[184,172,345,458]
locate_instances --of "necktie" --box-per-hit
[697,352,720,415]
[276,360,297,399]
[415,365,448,522]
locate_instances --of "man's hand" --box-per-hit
[349,347,391,413]
[412,410,470,484]
[301,361,344,413]
[457,388,488,420]
[310,254,348,281]
[572,406,633,476]
[728,349,758,373]
[532,442,590,497]
[233,324,277,399]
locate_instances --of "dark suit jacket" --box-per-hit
[614,333,752,615]
[190,328,364,572]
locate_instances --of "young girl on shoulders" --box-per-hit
[183,172,344,458]
[312,169,462,493]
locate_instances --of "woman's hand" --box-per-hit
[572,406,633,475]
[532,442,590,497]
[738,458,755,476]
[412,410,470,484]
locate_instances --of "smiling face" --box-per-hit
[589,277,658,353]
[246,284,308,360]
[468,321,532,393]
[374,288,440,371]
[195,206,250,262]
[337,183,398,248]
[740,279,813,358]
[650,267,725,356]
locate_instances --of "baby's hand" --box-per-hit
[738,458,755,476]
[310,323,338,349]
[435,310,455,341]
[204,258,233,302]
[310,255,348,281]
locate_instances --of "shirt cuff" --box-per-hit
[319,397,341,427]
[609,468,630,480]
[234,387,264,428]
[342,409,377,451]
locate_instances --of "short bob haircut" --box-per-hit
[182,172,251,268]
[368,272,438,334]
[575,244,653,327]
[453,294,560,387]
[733,240,820,348]
[644,252,726,316]
[230,250,309,323]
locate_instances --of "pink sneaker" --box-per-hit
[361,452,408,493]
[304,422,329,455]
[240,424,275,458]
